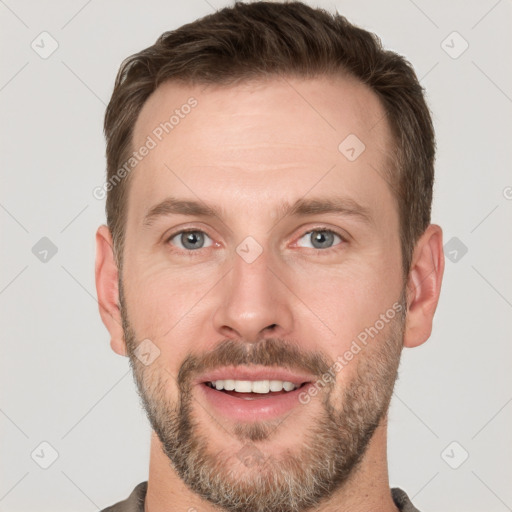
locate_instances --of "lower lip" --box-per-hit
[198,382,313,422]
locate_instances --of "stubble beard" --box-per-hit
[120,288,406,512]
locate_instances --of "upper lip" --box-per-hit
[194,366,316,387]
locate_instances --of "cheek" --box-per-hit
[125,246,188,307]
[122,259,220,353]
[294,256,399,324]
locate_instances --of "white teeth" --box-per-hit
[208,379,299,393]
[269,379,284,391]
[234,380,252,393]
[252,380,270,393]
[223,379,235,391]
[282,381,296,391]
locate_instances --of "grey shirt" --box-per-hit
[101,482,420,511]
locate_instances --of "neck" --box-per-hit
[145,417,398,512]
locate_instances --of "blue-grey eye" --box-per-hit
[170,231,213,250]
[297,230,342,250]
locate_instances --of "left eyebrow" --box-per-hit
[285,197,374,226]
[142,195,374,228]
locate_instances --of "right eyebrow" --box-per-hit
[143,198,219,228]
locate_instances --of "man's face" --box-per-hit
[120,76,406,512]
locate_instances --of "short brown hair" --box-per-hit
[104,0,435,276]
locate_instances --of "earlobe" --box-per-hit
[403,224,445,348]
[95,225,126,356]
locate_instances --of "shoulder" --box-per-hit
[391,487,421,512]
[100,481,148,512]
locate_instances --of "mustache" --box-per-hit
[177,337,333,390]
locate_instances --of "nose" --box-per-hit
[212,246,294,343]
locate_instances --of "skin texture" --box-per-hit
[95,76,445,512]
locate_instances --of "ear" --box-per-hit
[403,224,445,348]
[95,225,126,356]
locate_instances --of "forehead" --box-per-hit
[128,75,395,224]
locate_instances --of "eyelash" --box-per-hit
[164,227,347,256]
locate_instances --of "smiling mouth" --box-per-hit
[203,380,309,400]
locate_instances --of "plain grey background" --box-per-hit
[1,1,511,511]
